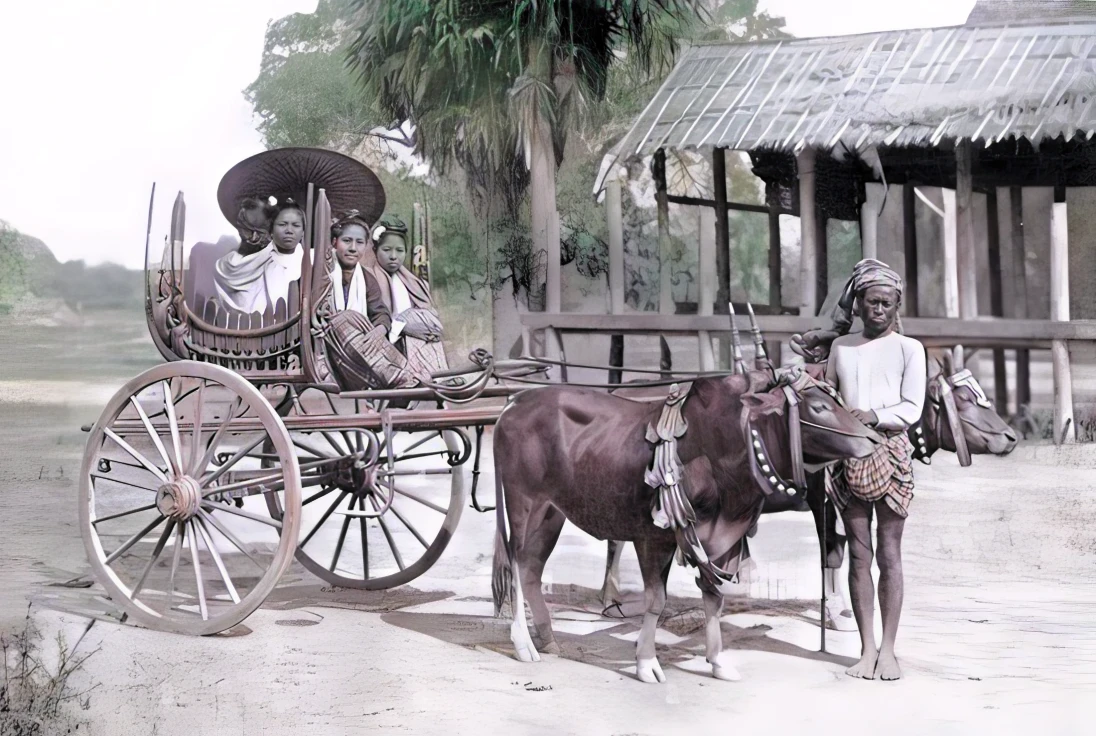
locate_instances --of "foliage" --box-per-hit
[0,221,143,313]
[244,0,379,150]
[1,607,98,735]
[344,0,705,216]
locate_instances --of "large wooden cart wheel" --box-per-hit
[266,390,466,589]
[80,362,302,635]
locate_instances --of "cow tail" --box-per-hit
[491,465,512,618]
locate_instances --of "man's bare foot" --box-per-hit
[846,649,879,679]
[875,650,902,680]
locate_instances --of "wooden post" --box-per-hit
[1011,187,1031,409]
[903,184,919,317]
[987,188,1009,415]
[654,149,674,316]
[860,182,883,260]
[767,205,783,363]
[1050,185,1075,443]
[797,147,818,317]
[955,141,979,378]
[607,177,625,315]
[815,213,828,316]
[713,147,731,368]
[609,334,624,385]
[606,175,627,379]
[942,188,960,320]
[698,207,717,371]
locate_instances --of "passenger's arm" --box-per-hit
[362,271,392,331]
[873,343,927,431]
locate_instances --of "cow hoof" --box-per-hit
[636,657,666,684]
[511,622,540,663]
[824,607,857,632]
[710,656,742,682]
[541,640,561,656]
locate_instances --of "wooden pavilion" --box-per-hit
[522,0,1096,443]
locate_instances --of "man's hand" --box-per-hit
[789,329,838,363]
[850,409,878,426]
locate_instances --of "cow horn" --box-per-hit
[728,302,747,374]
[746,302,769,368]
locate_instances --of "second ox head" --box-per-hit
[928,352,1018,461]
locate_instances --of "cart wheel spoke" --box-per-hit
[162,379,185,476]
[102,428,168,485]
[188,521,209,620]
[358,495,369,579]
[195,517,240,605]
[390,485,447,514]
[129,397,174,477]
[197,508,265,571]
[188,380,206,476]
[387,503,430,550]
[200,434,268,488]
[199,500,282,529]
[370,495,405,571]
[193,396,245,476]
[329,496,356,573]
[92,502,159,525]
[167,521,185,612]
[300,491,349,548]
[104,515,167,565]
[90,472,158,494]
[302,486,337,507]
[130,520,177,600]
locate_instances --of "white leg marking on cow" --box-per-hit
[636,656,665,684]
[509,559,540,663]
[824,567,857,631]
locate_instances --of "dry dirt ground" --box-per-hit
[4,389,1096,734]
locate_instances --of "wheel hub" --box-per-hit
[156,476,202,520]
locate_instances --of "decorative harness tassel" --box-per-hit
[645,383,692,531]
[644,383,746,590]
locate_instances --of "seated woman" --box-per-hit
[320,212,431,391]
[329,212,391,327]
[366,216,449,374]
[213,198,305,315]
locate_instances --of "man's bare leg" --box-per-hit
[874,501,906,680]
[842,498,878,678]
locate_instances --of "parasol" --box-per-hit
[217,147,386,227]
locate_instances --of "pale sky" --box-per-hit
[0,0,976,269]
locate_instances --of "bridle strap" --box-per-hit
[782,385,807,488]
[938,375,972,467]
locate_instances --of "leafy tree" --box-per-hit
[345,0,706,311]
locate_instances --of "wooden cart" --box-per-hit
[79,155,526,636]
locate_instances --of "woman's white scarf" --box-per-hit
[331,263,369,315]
[214,244,302,314]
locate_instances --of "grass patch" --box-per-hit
[1,606,98,736]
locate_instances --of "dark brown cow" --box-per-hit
[490,368,882,683]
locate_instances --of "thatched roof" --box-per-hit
[596,16,1096,191]
[966,0,1096,25]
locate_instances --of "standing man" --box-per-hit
[823,259,926,681]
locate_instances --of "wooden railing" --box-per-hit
[520,313,1096,351]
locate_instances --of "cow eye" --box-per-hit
[809,401,829,413]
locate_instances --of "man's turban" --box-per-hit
[830,258,904,335]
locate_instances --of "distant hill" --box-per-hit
[0,220,144,313]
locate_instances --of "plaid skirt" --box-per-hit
[825,430,915,518]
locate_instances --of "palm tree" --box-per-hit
[346,0,704,310]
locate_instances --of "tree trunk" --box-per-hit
[530,124,559,317]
